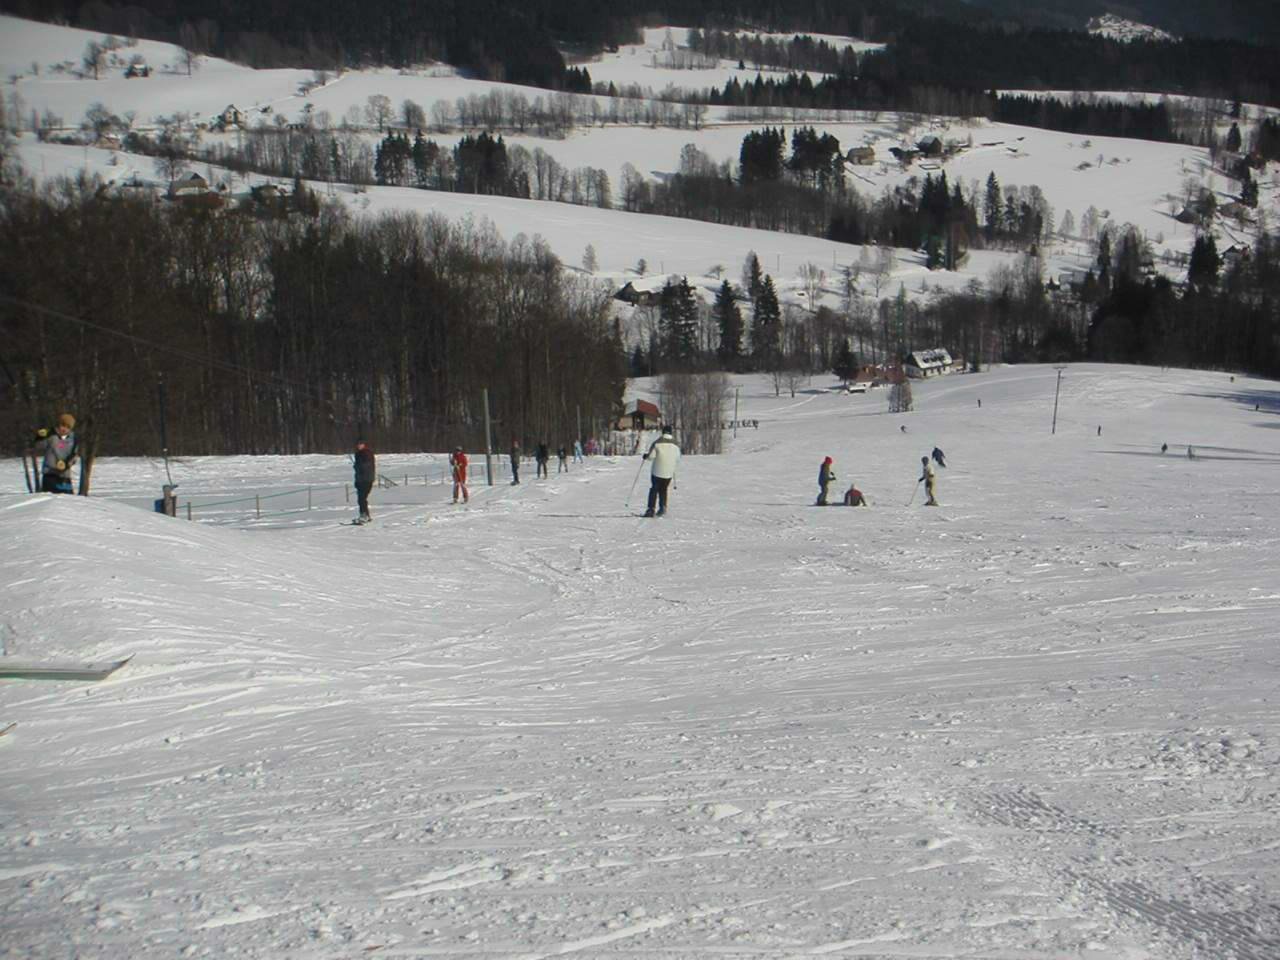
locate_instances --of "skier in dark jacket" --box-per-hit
[535,442,550,478]
[816,456,835,505]
[931,446,946,468]
[31,413,78,494]
[509,440,521,484]
[353,440,376,523]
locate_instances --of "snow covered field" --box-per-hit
[8,10,1277,303]
[4,363,1280,958]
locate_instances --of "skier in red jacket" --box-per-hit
[450,446,470,503]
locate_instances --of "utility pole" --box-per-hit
[1051,365,1066,434]
[482,387,494,484]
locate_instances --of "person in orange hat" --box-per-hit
[816,455,835,506]
[31,413,78,494]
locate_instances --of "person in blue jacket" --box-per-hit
[816,456,835,506]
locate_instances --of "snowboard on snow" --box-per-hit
[0,655,134,682]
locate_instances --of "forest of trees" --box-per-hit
[625,221,1280,395]
[7,0,1277,103]
[0,172,628,470]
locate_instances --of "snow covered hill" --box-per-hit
[3,363,1280,958]
[1087,14,1177,44]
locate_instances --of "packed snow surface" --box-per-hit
[3,363,1280,958]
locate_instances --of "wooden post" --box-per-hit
[256,494,261,519]
[186,502,192,521]
[345,483,350,503]
[308,487,312,510]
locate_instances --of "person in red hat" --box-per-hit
[816,456,835,506]
[449,446,470,503]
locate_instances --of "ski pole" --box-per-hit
[624,454,646,509]
[906,478,921,506]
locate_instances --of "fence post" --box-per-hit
[186,502,192,521]
[256,494,261,519]
[308,487,313,511]
[345,483,350,503]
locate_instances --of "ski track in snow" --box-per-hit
[3,364,1280,958]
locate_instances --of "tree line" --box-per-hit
[0,169,628,479]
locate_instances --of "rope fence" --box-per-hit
[172,455,590,523]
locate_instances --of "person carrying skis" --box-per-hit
[843,481,866,506]
[449,446,469,503]
[353,440,376,523]
[919,455,938,506]
[931,446,947,468]
[535,441,550,479]
[642,426,680,517]
[31,413,78,494]
[816,456,835,506]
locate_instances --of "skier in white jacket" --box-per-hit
[642,426,681,517]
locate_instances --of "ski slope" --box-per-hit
[3,363,1280,958]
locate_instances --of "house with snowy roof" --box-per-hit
[904,349,954,379]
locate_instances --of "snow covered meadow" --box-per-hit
[5,12,1276,315]
[3,364,1280,958]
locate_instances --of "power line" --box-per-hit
[0,292,342,410]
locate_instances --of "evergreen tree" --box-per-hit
[832,340,859,383]
[984,172,1002,242]
[1187,234,1220,289]
[743,251,763,301]
[713,280,744,369]
[1226,122,1243,153]
[751,275,782,371]
[660,277,700,369]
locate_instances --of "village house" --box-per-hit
[615,399,662,431]
[168,171,209,199]
[904,348,955,379]
[613,281,660,307]
[215,105,246,131]
[916,135,944,158]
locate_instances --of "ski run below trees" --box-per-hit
[3,363,1280,959]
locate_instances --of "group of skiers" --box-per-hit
[27,412,937,521]
[507,440,584,485]
[817,445,946,508]
[348,436,599,523]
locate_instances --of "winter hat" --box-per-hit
[57,413,75,430]
[661,425,673,436]
[823,456,832,464]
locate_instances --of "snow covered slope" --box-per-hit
[3,363,1280,958]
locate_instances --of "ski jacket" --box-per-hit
[353,448,376,487]
[34,432,77,478]
[535,444,549,463]
[818,461,834,487]
[645,435,681,479]
[920,461,935,484]
[450,451,469,480]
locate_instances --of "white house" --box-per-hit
[904,348,954,379]
[215,105,246,130]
